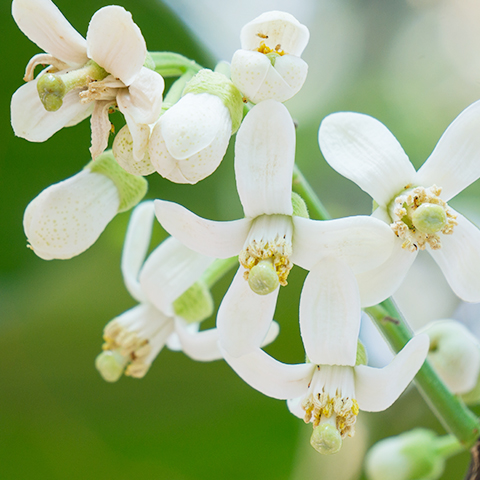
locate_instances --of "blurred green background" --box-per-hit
[2,0,480,478]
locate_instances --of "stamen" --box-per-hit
[389,185,457,251]
[255,41,286,56]
[239,215,293,291]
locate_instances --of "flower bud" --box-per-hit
[365,429,451,480]
[24,150,147,260]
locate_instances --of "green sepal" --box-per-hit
[183,69,244,134]
[85,150,148,213]
[173,280,214,324]
[292,192,309,218]
[355,340,368,366]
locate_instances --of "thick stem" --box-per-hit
[434,434,464,459]
[149,52,203,77]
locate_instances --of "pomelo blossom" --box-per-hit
[95,201,281,382]
[221,257,429,454]
[318,100,480,304]
[231,11,309,104]
[146,69,244,184]
[11,0,164,160]
[155,100,395,357]
[23,150,147,260]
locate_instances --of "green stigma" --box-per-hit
[411,203,447,235]
[310,423,343,455]
[248,259,280,295]
[95,350,127,383]
[37,73,66,111]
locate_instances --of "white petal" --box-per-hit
[116,67,164,126]
[222,347,316,400]
[273,55,308,98]
[230,50,270,101]
[174,318,221,361]
[355,334,429,412]
[86,6,145,86]
[154,199,251,258]
[356,238,417,307]
[139,237,214,315]
[240,11,310,56]
[23,170,120,260]
[121,201,155,302]
[291,215,395,274]
[89,100,112,160]
[113,124,156,176]
[415,100,480,201]
[428,211,480,302]
[12,0,87,67]
[159,94,229,160]
[11,80,91,142]
[318,112,417,207]
[235,100,295,217]
[300,258,361,366]
[217,267,279,357]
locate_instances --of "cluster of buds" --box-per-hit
[11,0,480,475]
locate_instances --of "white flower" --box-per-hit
[221,257,429,453]
[11,0,164,160]
[23,151,147,260]
[154,99,395,357]
[95,201,280,382]
[148,93,231,184]
[231,11,309,104]
[318,100,480,303]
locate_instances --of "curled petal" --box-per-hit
[23,170,120,260]
[235,100,295,217]
[428,210,480,302]
[240,11,310,56]
[24,53,69,81]
[89,100,113,160]
[86,6,145,86]
[175,319,221,361]
[318,112,416,207]
[273,55,308,98]
[217,267,279,357]
[154,199,251,258]
[355,334,429,412]
[222,347,316,400]
[416,99,480,201]
[300,257,361,366]
[12,0,88,67]
[291,215,395,274]
[113,124,155,175]
[121,201,155,302]
[116,67,164,126]
[139,237,214,315]
[11,80,92,142]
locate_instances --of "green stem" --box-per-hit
[434,434,464,459]
[163,71,195,109]
[202,256,238,289]
[292,163,480,448]
[292,164,331,220]
[149,52,203,77]
[366,299,480,448]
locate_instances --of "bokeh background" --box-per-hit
[2,0,480,478]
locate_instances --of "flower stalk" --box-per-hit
[149,51,203,77]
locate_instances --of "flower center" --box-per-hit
[36,60,109,111]
[239,214,293,294]
[302,366,359,441]
[95,304,174,381]
[389,185,457,252]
